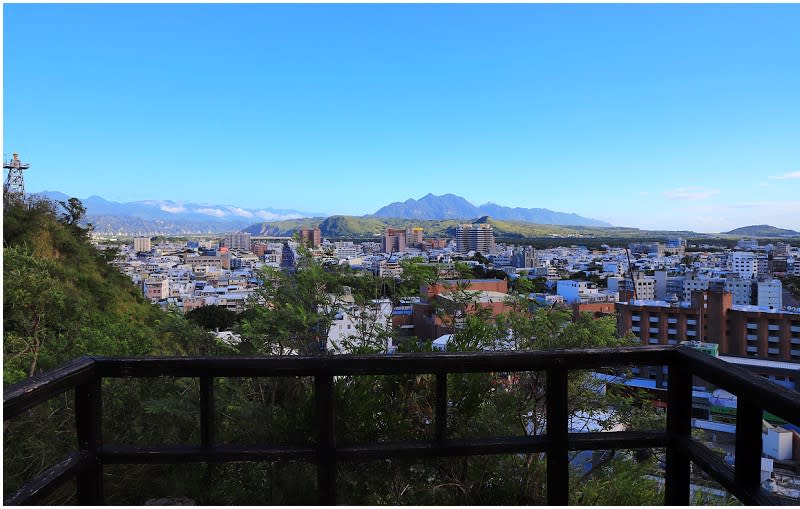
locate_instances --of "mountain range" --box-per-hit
[33,191,320,235]
[372,193,612,227]
[29,191,798,239]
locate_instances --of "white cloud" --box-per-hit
[254,210,304,221]
[160,204,186,213]
[663,186,720,201]
[194,207,227,218]
[225,206,254,219]
[768,171,800,180]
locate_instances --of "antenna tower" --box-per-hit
[4,153,31,202]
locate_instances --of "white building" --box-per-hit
[134,236,151,252]
[757,279,782,309]
[334,241,360,259]
[327,299,393,353]
[455,223,495,255]
[608,276,656,301]
[729,251,757,279]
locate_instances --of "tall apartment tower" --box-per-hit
[224,232,252,251]
[134,237,151,253]
[382,228,406,254]
[406,227,424,247]
[299,227,322,247]
[455,224,496,255]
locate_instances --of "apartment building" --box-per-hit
[382,228,406,254]
[406,227,424,247]
[224,232,252,251]
[299,227,321,248]
[333,241,360,259]
[412,279,510,339]
[134,236,151,252]
[729,251,757,278]
[455,223,496,255]
[609,276,656,301]
[757,279,783,309]
[617,289,800,363]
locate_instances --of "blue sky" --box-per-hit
[4,3,799,232]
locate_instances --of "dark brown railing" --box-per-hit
[4,345,800,505]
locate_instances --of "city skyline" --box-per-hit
[4,3,799,232]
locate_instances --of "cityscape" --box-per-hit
[4,3,800,506]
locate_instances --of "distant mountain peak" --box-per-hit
[372,193,611,227]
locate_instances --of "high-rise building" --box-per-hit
[406,227,424,247]
[299,227,322,247]
[224,232,252,251]
[511,246,537,268]
[382,228,406,254]
[455,224,495,255]
[134,236,151,252]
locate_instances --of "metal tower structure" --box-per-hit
[4,153,31,201]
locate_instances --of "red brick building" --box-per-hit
[617,290,800,362]
[299,227,321,247]
[412,279,511,339]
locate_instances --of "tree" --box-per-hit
[58,197,86,226]
[185,305,238,331]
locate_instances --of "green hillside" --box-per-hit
[3,197,209,384]
[243,214,705,241]
[723,224,799,237]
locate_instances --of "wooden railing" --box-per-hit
[4,345,800,505]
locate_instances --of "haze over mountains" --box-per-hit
[372,193,612,227]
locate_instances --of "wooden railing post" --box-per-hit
[546,366,569,505]
[315,373,336,505]
[200,376,214,448]
[734,399,763,495]
[665,362,692,505]
[75,377,103,505]
[435,372,447,443]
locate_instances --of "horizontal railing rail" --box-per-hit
[4,345,799,506]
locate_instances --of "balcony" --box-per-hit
[4,346,799,506]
